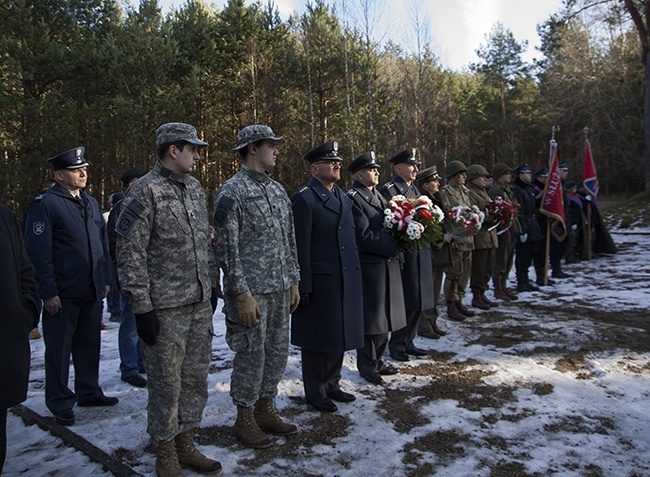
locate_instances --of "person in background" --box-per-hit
[116,123,221,476]
[0,204,41,474]
[105,191,125,323]
[107,168,147,388]
[511,164,542,292]
[439,160,476,321]
[414,166,452,339]
[347,151,405,385]
[291,140,364,412]
[213,124,300,448]
[380,148,433,361]
[24,147,116,427]
[489,163,521,301]
[466,164,499,309]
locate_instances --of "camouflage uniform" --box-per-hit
[116,160,213,444]
[213,166,300,407]
[439,183,474,303]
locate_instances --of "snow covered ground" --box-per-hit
[4,228,650,477]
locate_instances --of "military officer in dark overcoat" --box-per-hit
[380,148,434,362]
[24,147,116,426]
[291,141,364,413]
[346,152,406,385]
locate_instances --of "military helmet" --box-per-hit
[492,163,512,181]
[466,164,489,181]
[445,160,467,178]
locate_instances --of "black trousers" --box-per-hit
[389,309,421,355]
[515,241,535,283]
[357,333,389,377]
[42,299,103,414]
[301,348,344,403]
[1,408,6,475]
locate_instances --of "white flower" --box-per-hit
[406,221,424,240]
[383,209,395,228]
[431,205,444,222]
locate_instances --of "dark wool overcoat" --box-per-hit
[291,178,364,353]
[0,204,41,409]
[347,181,406,335]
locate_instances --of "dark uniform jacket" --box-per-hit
[291,178,364,353]
[380,175,435,312]
[0,205,41,409]
[24,183,112,301]
[347,180,406,335]
[512,179,543,242]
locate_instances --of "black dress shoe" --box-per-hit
[390,351,410,362]
[121,374,147,388]
[516,282,532,292]
[378,364,399,376]
[552,270,570,278]
[361,372,384,384]
[307,398,338,413]
[526,280,540,291]
[405,346,428,357]
[78,394,119,407]
[536,277,555,286]
[327,390,356,402]
[54,409,75,426]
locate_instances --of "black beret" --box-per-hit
[120,167,147,188]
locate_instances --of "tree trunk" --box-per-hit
[643,48,650,191]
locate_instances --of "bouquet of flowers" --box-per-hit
[485,197,519,233]
[382,195,444,254]
[447,204,485,238]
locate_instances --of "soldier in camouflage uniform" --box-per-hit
[213,125,300,449]
[116,123,221,477]
[439,160,476,321]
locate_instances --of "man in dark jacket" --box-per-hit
[380,149,434,361]
[512,164,542,292]
[347,151,406,385]
[24,147,116,426]
[291,141,364,413]
[0,204,41,473]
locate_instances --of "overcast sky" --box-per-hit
[147,0,565,71]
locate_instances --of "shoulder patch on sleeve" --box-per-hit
[116,206,139,238]
[125,198,147,217]
[214,195,235,224]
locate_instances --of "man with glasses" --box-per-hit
[380,149,434,362]
[291,141,364,413]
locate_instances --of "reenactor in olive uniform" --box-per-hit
[347,152,406,384]
[380,149,434,361]
[466,165,499,309]
[291,141,364,413]
[439,160,475,321]
[488,163,521,301]
[116,123,221,477]
[414,166,452,339]
[213,125,300,448]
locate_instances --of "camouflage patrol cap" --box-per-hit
[156,122,208,148]
[231,124,285,153]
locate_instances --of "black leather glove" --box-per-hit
[296,293,311,312]
[135,310,160,346]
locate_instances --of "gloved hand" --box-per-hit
[289,284,300,313]
[571,224,578,231]
[135,310,160,346]
[296,293,311,312]
[520,233,528,243]
[236,291,261,327]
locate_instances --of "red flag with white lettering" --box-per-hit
[540,140,567,242]
[583,138,599,196]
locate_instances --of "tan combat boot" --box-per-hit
[155,439,183,477]
[502,279,519,301]
[254,398,298,436]
[175,430,222,474]
[233,405,273,449]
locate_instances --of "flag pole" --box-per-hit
[543,128,557,286]
[584,126,592,260]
